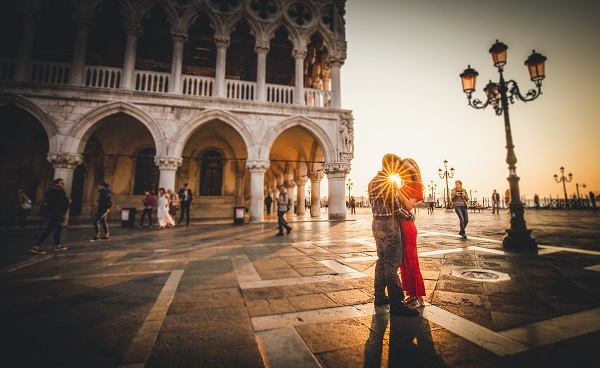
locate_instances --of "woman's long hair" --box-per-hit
[400,158,422,183]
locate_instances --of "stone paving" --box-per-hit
[1,208,599,367]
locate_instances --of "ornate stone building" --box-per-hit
[0,0,354,222]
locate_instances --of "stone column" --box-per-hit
[308,170,324,217]
[255,42,269,102]
[169,29,187,94]
[330,56,344,109]
[214,35,229,98]
[121,22,141,90]
[246,160,269,223]
[47,152,84,225]
[14,10,39,82]
[155,156,182,192]
[295,176,308,216]
[293,48,306,105]
[69,18,92,86]
[286,180,297,214]
[236,169,245,207]
[323,162,350,220]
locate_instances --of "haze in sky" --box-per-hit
[339,0,600,204]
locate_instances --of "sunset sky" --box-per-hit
[338,0,600,204]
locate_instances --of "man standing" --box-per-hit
[91,181,113,242]
[178,183,193,226]
[368,153,418,317]
[30,179,70,254]
[491,189,500,214]
[264,193,273,215]
[276,185,292,236]
[426,194,435,214]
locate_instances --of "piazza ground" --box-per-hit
[1,208,599,367]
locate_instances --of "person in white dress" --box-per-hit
[157,188,175,229]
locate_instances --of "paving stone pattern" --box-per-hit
[1,208,599,367]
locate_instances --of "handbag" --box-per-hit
[38,203,48,218]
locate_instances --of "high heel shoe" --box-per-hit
[408,297,424,309]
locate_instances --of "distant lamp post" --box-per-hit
[575,183,585,199]
[554,167,572,206]
[346,178,353,202]
[438,160,455,208]
[428,181,437,199]
[460,40,546,250]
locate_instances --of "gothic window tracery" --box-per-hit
[210,0,240,14]
[287,3,312,26]
[250,0,278,20]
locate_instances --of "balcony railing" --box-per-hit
[0,58,333,108]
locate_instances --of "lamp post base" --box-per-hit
[502,229,537,250]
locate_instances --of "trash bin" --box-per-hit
[233,207,245,225]
[121,208,137,227]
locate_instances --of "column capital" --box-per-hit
[47,152,83,169]
[171,28,188,42]
[246,159,270,173]
[294,176,309,186]
[293,47,307,59]
[123,21,143,37]
[255,40,270,53]
[329,52,346,66]
[308,171,324,181]
[155,156,182,170]
[323,162,350,179]
[215,34,230,47]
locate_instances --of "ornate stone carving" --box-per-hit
[292,47,307,59]
[340,112,354,155]
[307,171,324,181]
[294,176,308,186]
[155,156,183,170]
[323,162,350,179]
[246,159,270,172]
[286,2,313,27]
[215,34,230,47]
[47,153,84,169]
[249,0,278,21]
[254,40,270,53]
[171,28,188,41]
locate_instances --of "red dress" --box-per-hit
[400,182,425,297]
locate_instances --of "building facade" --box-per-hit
[0,0,354,223]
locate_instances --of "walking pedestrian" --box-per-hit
[139,190,155,228]
[398,158,426,310]
[6,189,31,230]
[157,188,175,229]
[589,191,596,209]
[178,183,192,226]
[167,189,179,221]
[426,194,434,214]
[491,189,500,214]
[534,194,540,209]
[275,185,292,236]
[368,153,418,317]
[30,179,70,254]
[91,181,113,242]
[350,196,356,214]
[451,180,470,239]
[264,193,273,215]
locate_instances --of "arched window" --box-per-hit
[134,147,158,195]
[200,150,223,196]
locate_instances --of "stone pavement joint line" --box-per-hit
[118,269,184,368]
[256,327,321,368]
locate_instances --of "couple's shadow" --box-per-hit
[363,307,446,367]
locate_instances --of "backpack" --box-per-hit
[286,197,292,212]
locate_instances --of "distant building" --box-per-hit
[0,0,354,222]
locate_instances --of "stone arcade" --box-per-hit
[0,0,354,223]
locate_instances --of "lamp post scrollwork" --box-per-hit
[554,166,572,207]
[438,160,454,209]
[460,40,546,250]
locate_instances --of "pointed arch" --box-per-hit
[262,115,334,162]
[66,101,167,156]
[171,108,256,158]
[0,94,59,152]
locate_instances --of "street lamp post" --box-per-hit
[438,160,455,209]
[346,178,353,203]
[553,166,573,207]
[428,181,437,199]
[460,40,546,250]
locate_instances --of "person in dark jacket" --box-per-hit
[31,178,70,254]
[91,181,113,242]
[178,183,193,226]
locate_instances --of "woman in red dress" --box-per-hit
[399,158,426,309]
